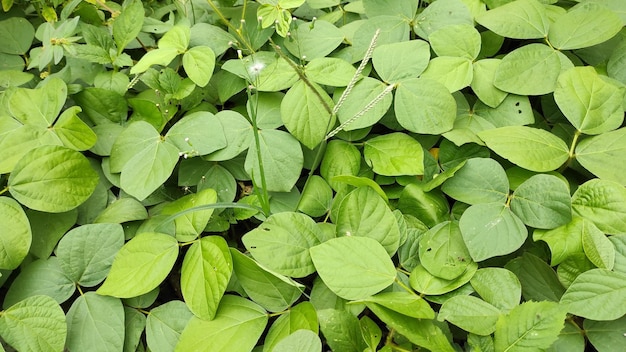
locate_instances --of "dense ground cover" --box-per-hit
[0,0,625,351]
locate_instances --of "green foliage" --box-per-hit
[1,0,625,351]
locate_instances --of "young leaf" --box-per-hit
[310,236,397,300]
[175,295,268,352]
[0,124,61,174]
[272,330,322,352]
[470,267,521,311]
[166,111,227,156]
[441,157,509,205]
[395,77,456,134]
[230,249,302,312]
[476,0,550,39]
[576,127,626,185]
[532,217,587,266]
[421,56,473,93]
[354,291,435,319]
[180,236,232,320]
[66,292,125,352]
[160,188,218,241]
[52,106,97,151]
[438,295,501,335]
[560,268,626,320]
[478,126,570,172]
[363,132,424,176]
[372,40,431,83]
[130,47,179,74]
[0,295,66,352]
[548,2,622,50]
[8,77,66,127]
[554,66,624,135]
[430,24,481,60]
[182,46,215,87]
[494,301,567,352]
[459,203,527,261]
[55,223,124,287]
[305,57,356,87]
[282,20,343,60]
[244,129,303,192]
[146,301,194,352]
[336,187,402,255]
[243,212,326,277]
[158,25,190,53]
[112,0,144,53]
[97,232,179,298]
[409,262,478,295]
[571,179,626,234]
[0,196,30,270]
[263,302,318,352]
[510,174,572,229]
[494,43,561,95]
[281,80,333,149]
[8,145,99,212]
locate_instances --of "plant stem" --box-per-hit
[247,86,271,216]
[206,0,255,53]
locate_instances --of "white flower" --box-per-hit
[248,61,265,78]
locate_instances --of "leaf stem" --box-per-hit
[0,186,8,196]
[76,284,84,296]
[559,129,581,172]
[394,276,418,296]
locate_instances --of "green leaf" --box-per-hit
[0,124,61,174]
[474,94,535,129]
[547,319,585,352]
[409,262,478,295]
[180,236,231,320]
[439,295,501,335]
[494,43,561,95]
[161,188,218,241]
[494,301,567,352]
[363,0,416,18]
[397,184,450,227]
[320,140,361,193]
[585,315,626,352]
[272,330,321,352]
[352,16,410,61]
[111,121,179,200]
[471,59,508,108]
[244,129,303,192]
[158,24,190,52]
[533,217,587,266]
[123,307,146,352]
[0,17,35,55]
[419,221,473,280]
[283,20,343,60]
[230,249,302,312]
[243,212,326,277]
[332,175,388,202]
[478,126,570,172]
[74,87,128,124]
[560,268,626,320]
[355,291,435,319]
[146,301,193,352]
[8,77,66,127]
[263,302,318,352]
[94,197,149,224]
[442,158,509,205]
[506,253,566,302]
[176,295,268,352]
[130,47,179,74]
[421,56,473,93]
[548,1,623,50]
[297,175,333,217]
[335,77,392,130]
[363,132,424,176]
[97,232,179,298]
[56,223,124,287]
[576,127,626,185]
[3,257,74,308]
[310,236,396,300]
[52,106,97,151]
[336,187,402,255]
[317,309,367,352]
[112,0,144,53]
[8,145,99,212]
[476,0,550,39]
[281,80,333,149]
[459,203,527,261]
[66,292,124,352]
[0,295,66,352]
[582,221,615,270]
[305,57,356,87]
[372,40,431,83]
[470,267,521,311]
[395,77,456,134]
[0,197,30,270]
[413,0,473,40]
[182,46,215,87]
[554,66,625,135]
[430,24,481,60]
[204,110,252,161]
[571,179,626,234]
[510,174,572,229]
[27,209,76,259]
[365,303,456,352]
